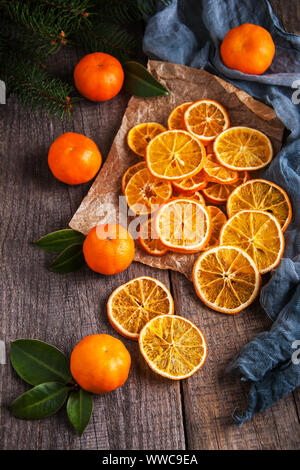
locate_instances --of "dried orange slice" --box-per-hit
[184,99,230,142]
[220,210,284,274]
[139,218,168,256]
[193,246,260,314]
[168,102,193,130]
[155,198,211,253]
[214,127,273,171]
[203,152,239,184]
[227,179,292,232]
[125,168,172,215]
[127,122,166,157]
[121,161,146,194]
[107,277,174,340]
[176,191,206,205]
[172,169,207,194]
[204,206,227,250]
[139,315,207,379]
[146,130,206,181]
[202,171,249,204]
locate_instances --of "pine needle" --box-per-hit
[1,56,80,120]
[1,0,91,53]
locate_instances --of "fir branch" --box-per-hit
[0,0,91,53]
[0,57,79,120]
[0,16,49,64]
[24,0,91,18]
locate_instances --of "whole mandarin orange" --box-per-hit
[48,132,102,185]
[220,24,275,75]
[70,334,131,394]
[74,52,124,102]
[83,224,135,275]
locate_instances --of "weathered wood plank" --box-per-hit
[270,0,300,34]
[0,48,185,450]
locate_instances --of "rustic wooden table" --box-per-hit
[0,0,299,450]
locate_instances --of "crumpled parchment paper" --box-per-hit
[69,60,285,280]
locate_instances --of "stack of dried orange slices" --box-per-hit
[107,99,292,380]
[120,99,292,319]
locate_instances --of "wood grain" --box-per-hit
[270,0,300,34]
[0,0,299,450]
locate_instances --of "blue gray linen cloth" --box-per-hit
[143,0,300,423]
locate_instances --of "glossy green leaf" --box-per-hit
[10,339,72,386]
[11,382,68,420]
[49,243,84,274]
[67,389,93,436]
[124,61,169,97]
[34,229,85,253]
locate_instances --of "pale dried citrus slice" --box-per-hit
[193,246,260,314]
[127,122,166,157]
[108,277,174,340]
[203,152,239,184]
[139,315,207,379]
[220,210,284,274]
[176,191,206,205]
[168,102,193,130]
[204,206,227,250]
[202,171,249,204]
[184,99,230,142]
[139,218,168,256]
[121,161,146,194]
[146,130,206,181]
[155,198,211,253]
[214,127,273,171]
[227,179,292,232]
[125,168,172,215]
[172,169,207,194]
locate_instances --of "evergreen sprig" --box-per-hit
[0,17,48,64]
[1,56,79,119]
[0,0,91,53]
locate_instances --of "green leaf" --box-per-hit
[124,61,169,97]
[67,389,93,436]
[34,229,85,253]
[49,243,85,274]
[11,382,68,420]
[10,339,72,386]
